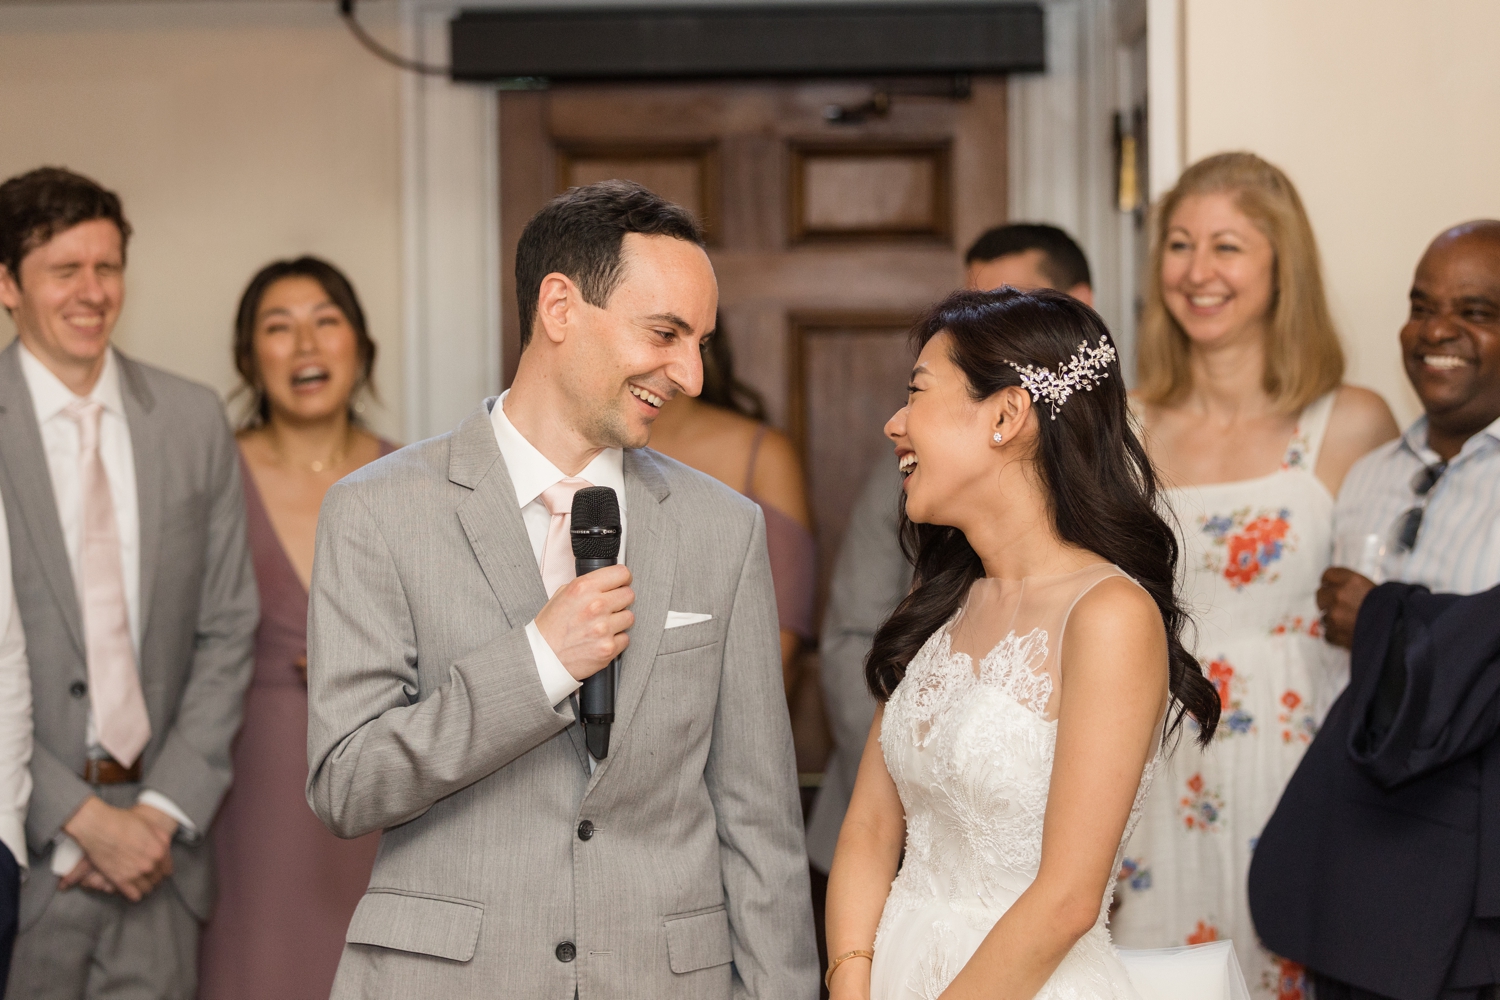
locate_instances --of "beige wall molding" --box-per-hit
[1008,0,1142,376]
[402,1,502,442]
[1145,0,1183,199]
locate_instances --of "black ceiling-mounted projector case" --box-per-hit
[449,3,1046,83]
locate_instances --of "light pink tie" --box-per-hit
[66,400,150,767]
[540,477,593,597]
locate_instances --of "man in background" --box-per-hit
[0,167,257,1000]
[805,222,1097,946]
[1251,220,1500,1000]
[963,223,1094,305]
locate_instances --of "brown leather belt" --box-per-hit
[82,758,141,785]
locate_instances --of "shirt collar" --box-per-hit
[1398,413,1500,466]
[489,390,626,510]
[18,343,126,425]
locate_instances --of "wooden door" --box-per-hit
[499,79,1007,771]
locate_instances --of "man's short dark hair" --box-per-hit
[515,180,705,348]
[0,167,131,282]
[965,223,1091,291]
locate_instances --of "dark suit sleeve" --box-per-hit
[0,839,16,992]
[305,481,575,838]
[1349,582,1500,787]
[703,508,819,1000]
[139,409,258,830]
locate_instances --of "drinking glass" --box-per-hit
[1333,530,1386,583]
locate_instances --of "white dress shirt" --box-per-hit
[18,345,196,876]
[1335,414,1500,596]
[489,392,627,709]
[0,497,34,871]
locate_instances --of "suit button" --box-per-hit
[69,681,87,699]
[555,941,576,963]
[577,820,594,841]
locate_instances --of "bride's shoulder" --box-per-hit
[1064,574,1167,681]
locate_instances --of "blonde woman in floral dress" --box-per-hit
[1111,153,1399,999]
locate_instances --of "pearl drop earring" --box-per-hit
[993,432,1004,444]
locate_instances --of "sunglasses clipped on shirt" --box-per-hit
[1395,461,1448,552]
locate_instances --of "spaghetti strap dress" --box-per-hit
[198,440,396,1000]
[744,424,816,642]
[1110,393,1347,1000]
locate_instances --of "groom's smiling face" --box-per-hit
[564,232,718,450]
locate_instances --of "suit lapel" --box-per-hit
[118,352,163,645]
[0,342,84,656]
[588,447,674,790]
[451,400,589,770]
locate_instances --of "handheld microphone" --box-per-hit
[570,486,622,760]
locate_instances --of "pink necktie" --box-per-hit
[540,477,592,597]
[66,400,150,767]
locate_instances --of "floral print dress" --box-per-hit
[1111,393,1346,1000]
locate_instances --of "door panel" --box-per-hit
[558,144,722,239]
[790,313,915,616]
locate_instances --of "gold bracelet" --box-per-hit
[824,948,874,990]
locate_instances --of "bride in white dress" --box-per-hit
[825,288,1224,1000]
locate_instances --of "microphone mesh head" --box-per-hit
[570,486,622,560]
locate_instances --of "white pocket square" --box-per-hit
[665,611,713,630]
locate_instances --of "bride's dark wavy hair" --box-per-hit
[865,288,1220,746]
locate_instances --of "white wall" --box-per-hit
[17,0,1488,435]
[1009,0,1143,379]
[1177,0,1500,424]
[0,1,406,439]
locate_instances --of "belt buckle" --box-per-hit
[82,757,141,785]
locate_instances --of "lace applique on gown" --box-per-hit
[871,564,1159,1000]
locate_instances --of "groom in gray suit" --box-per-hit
[307,180,817,999]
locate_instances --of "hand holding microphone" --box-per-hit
[533,486,627,757]
[534,565,633,680]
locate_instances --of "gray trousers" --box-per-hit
[5,879,198,1000]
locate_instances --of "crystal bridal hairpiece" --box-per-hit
[1006,334,1117,418]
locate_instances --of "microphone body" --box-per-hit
[570,487,623,760]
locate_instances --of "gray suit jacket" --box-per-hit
[0,341,258,927]
[805,460,910,873]
[306,400,817,1000]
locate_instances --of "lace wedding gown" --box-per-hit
[871,564,1157,1000]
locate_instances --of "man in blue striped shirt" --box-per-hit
[1320,219,1500,646]
[1304,219,1500,1000]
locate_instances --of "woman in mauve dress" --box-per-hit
[646,318,816,692]
[199,257,396,1000]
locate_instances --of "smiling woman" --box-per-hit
[198,256,397,1000]
[1112,153,1400,997]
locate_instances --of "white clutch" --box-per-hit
[1117,942,1252,1000]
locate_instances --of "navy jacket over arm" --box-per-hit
[1248,582,1500,1000]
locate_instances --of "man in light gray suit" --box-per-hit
[0,167,257,998]
[307,181,817,999]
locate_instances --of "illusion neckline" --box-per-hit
[971,562,1116,586]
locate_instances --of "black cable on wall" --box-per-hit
[339,0,451,77]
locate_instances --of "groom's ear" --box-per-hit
[534,272,582,347]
